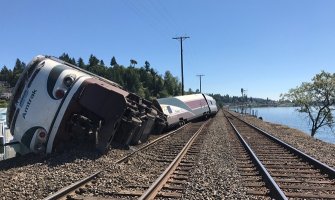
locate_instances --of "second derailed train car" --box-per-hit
[154,93,218,128]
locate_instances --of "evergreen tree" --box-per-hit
[88,54,99,68]
[13,59,25,73]
[59,53,76,65]
[11,59,25,87]
[110,56,117,66]
[0,66,10,83]
[7,69,14,87]
[70,58,76,65]
[123,67,141,93]
[59,53,71,63]
[108,65,125,86]
[156,77,165,97]
[77,57,85,69]
[144,61,150,71]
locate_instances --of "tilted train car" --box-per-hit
[154,93,218,128]
[7,55,166,154]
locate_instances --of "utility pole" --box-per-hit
[173,36,190,95]
[240,88,247,114]
[196,74,205,93]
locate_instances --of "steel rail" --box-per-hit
[233,112,335,178]
[43,171,101,200]
[139,120,208,200]
[225,113,287,200]
[43,124,189,200]
[116,124,190,163]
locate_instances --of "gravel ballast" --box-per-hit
[183,110,249,199]
[184,109,335,199]
[0,109,334,199]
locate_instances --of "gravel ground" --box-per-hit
[0,134,161,199]
[184,109,335,199]
[183,110,249,199]
[1,109,335,199]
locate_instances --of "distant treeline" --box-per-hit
[0,53,271,107]
[0,53,188,100]
[209,94,276,108]
[0,58,26,88]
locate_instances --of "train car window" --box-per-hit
[167,106,172,114]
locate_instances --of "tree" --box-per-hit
[144,61,150,71]
[281,71,335,137]
[123,67,141,93]
[88,54,99,68]
[59,53,71,62]
[130,59,137,67]
[108,65,125,86]
[164,71,179,96]
[11,59,25,86]
[0,66,10,83]
[59,53,76,65]
[77,57,85,69]
[187,88,194,94]
[110,56,117,67]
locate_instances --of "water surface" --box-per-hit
[253,107,335,144]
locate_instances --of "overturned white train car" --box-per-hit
[7,56,166,154]
[154,93,218,128]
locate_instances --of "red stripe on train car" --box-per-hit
[185,99,208,109]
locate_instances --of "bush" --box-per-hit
[0,100,8,108]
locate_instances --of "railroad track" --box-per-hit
[224,110,335,199]
[44,120,210,200]
[226,118,270,198]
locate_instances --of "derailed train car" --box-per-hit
[7,55,166,154]
[153,93,218,128]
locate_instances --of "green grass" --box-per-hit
[0,100,8,108]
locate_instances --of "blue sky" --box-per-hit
[1,0,334,100]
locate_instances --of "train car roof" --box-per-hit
[157,94,207,112]
[203,94,215,101]
[157,93,205,102]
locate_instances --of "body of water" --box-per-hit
[252,107,335,144]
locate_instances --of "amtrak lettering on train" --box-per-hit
[7,55,218,154]
[22,89,37,119]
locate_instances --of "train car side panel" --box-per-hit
[174,94,210,118]
[156,94,212,128]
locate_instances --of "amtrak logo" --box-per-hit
[22,89,37,119]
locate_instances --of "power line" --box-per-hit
[172,36,190,96]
